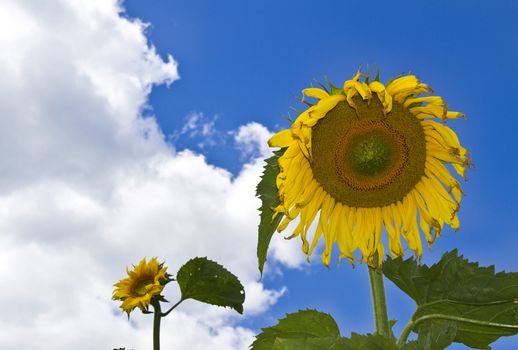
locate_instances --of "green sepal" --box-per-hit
[159,270,174,286]
[324,77,344,96]
[383,250,518,349]
[256,148,286,275]
[290,106,305,114]
[373,66,380,82]
[176,257,245,314]
[364,66,371,84]
[313,78,330,93]
[294,93,314,108]
[283,114,295,123]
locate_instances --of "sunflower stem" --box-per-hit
[152,299,161,350]
[367,254,391,338]
[161,299,184,317]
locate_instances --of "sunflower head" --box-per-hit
[269,69,471,267]
[112,257,170,315]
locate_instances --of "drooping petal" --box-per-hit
[268,129,293,147]
[303,87,330,100]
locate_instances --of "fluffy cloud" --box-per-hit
[0,0,302,349]
[234,122,273,159]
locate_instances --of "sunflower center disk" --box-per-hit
[348,133,393,176]
[134,279,153,295]
[335,122,409,191]
[310,97,427,208]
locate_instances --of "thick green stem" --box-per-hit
[367,257,390,337]
[152,299,162,350]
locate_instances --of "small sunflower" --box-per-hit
[112,257,169,314]
[269,70,471,267]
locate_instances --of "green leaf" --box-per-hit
[335,332,398,350]
[176,257,245,314]
[257,149,286,275]
[251,309,340,350]
[383,250,518,349]
[251,309,397,350]
[401,322,457,350]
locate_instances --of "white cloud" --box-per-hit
[172,112,224,149]
[234,122,273,159]
[0,1,296,349]
[0,0,177,196]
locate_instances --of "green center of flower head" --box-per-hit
[134,279,153,295]
[348,132,393,176]
[334,120,408,192]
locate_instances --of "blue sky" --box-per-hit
[0,0,517,349]
[124,0,518,348]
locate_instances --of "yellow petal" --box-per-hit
[303,87,330,100]
[309,95,345,119]
[345,88,357,109]
[268,129,293,147]
[386,75,419,95]
[322,202,342,265]
[369,81,392,114]
[277,215,292,233]
[382,206,403,257]
[308,193,333,257]
[300,188,325,253]
[368,81,386,93]
[404,96,444,108]
[337,205,355,261]
[445,111,465,120]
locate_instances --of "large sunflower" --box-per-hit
[269,70,470,267]
[112,257,169,314]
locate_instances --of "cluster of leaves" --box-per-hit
[251,251,518,350]
[383,250,518,349]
